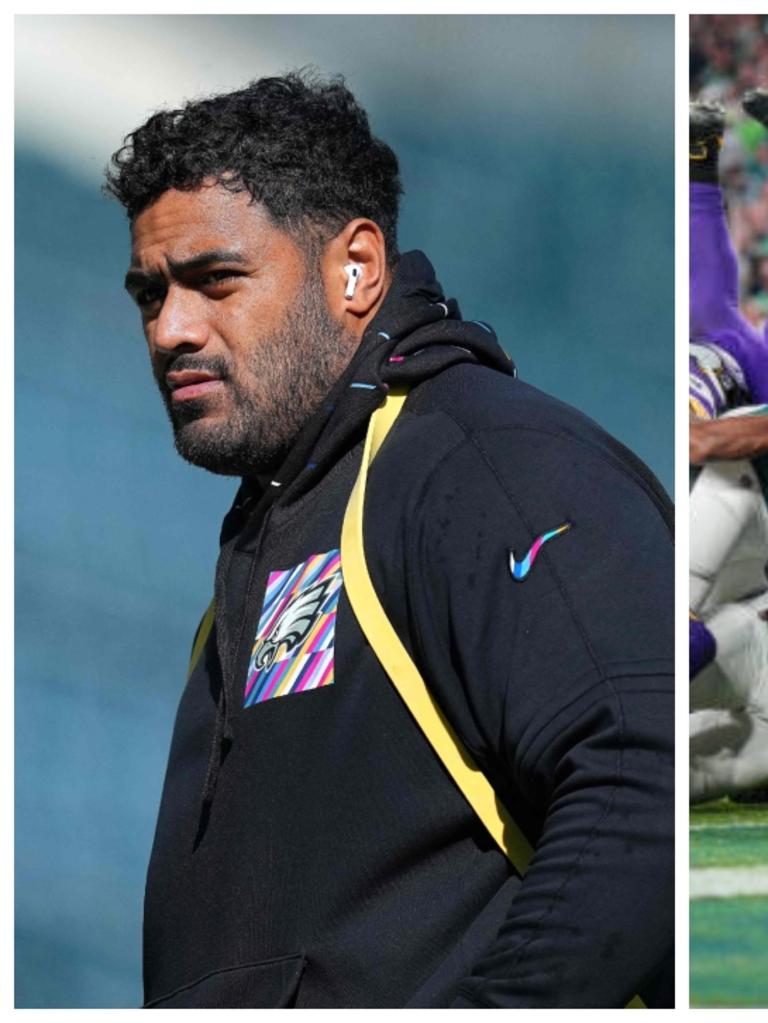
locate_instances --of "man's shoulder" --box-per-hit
[389,362,671,530]
[404,361,619,460]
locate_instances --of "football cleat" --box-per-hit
[742,87,768,129]
[690,100,725,182]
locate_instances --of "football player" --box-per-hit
[689,96,768,802]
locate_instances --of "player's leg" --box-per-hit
[690,458,763,613]
[690,101,739,335]
[690,101,768,400]
[691,592,768,702]
[690,705,768,804]
[691,592,768,805]
[740,90,768,402]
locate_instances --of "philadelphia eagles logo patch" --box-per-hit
[244,550,343,706]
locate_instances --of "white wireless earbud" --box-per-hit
[344,264,363,299]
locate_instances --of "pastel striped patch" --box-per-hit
[244,550,343,706]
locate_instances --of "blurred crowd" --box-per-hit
[691,14,768,325]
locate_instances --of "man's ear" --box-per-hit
[321,219,389,336]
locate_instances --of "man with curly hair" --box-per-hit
[108,70,674,1008]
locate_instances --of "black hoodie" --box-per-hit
[142,252,674,1009]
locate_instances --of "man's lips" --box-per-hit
[166,370,225,402]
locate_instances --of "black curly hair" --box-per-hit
[105,69,403,264]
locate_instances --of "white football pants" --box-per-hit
[689,441,768,803]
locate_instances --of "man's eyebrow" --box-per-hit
[124,250,247,293]
[124,267,163,293]
[167,250,248,275]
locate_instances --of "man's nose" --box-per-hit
[152,285,210,354]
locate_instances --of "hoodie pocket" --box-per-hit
[404,874,521,1007]
[144,952,306,1008]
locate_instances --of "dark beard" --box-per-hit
[160,271,355,477]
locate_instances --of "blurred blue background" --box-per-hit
[15,14,673,1008]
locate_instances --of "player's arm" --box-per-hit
[408,426,674,1008]
[690,413,768,464]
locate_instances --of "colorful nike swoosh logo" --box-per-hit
[509,523,571,582]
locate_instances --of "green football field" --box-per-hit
[691,801,768,1007]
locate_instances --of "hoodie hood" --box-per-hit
[197,251,516,847]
